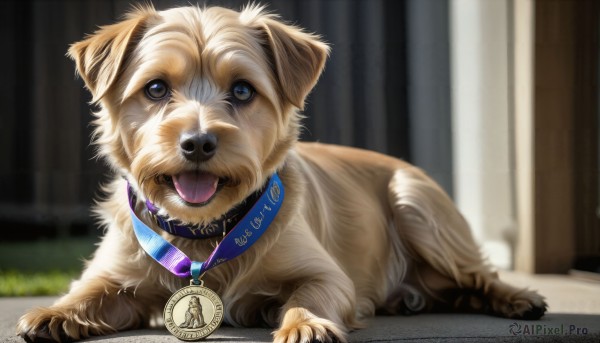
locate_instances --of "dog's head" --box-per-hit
[68,5,328,224]
[189,296,200,307]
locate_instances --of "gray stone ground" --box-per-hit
[2,297,599,342]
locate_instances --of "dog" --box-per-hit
[180,296,206,329]
[17,4,546,343]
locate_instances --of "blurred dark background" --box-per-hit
[0,0,454,242]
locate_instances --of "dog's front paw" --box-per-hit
[490,288,547,320]
[273,307,346,343]
[16,306,109,343]
[17,308,70,343]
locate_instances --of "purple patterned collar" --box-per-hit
[129,181,269,239]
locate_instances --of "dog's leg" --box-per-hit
[17,226,168,342]
[180,310,191,328]
[16,275,164,342]
[269,223,360,343]
[388,168,547,319]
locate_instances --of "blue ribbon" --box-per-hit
[128,173,284,283]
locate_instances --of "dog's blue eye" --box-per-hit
[145,80,170,100]
[230,81,255,103]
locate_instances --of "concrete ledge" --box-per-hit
[2,297,599,342]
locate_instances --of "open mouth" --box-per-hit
[159,172,227,206]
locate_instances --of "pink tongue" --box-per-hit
[173,171,219,204]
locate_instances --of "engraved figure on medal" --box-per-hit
[164,283,224,341]
[179,296,206,329]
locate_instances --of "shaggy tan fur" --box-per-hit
[17,4,546,343]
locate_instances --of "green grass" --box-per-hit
[0,237,98,296]
[0,270,78,296]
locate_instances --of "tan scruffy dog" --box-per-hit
[17,4,546,343]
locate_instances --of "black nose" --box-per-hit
[180,132,217,162]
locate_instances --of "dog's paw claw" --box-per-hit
[310,331,342,343]
[517,301,547,320]
[18,323,69,343]
[273,308,347,343]
[17,309,76,343]
[489,288,547,320]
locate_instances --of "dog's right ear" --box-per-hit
[67,7,156,103]
[252,12,330,110]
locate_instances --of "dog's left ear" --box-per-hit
[259,17,330,109]
[67,7,157,103]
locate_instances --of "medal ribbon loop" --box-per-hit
[128,173,284,283]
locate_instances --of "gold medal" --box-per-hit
[163,281,224,341]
